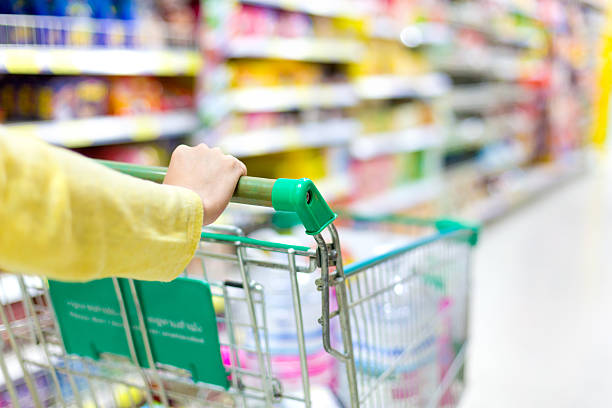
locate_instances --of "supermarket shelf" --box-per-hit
[446,11,534,49]
[507,6,545,23]
[579,0,606,11]
[349,178,443,214]
[372,18,531,50]
[317,174,353,203]
[447,84,532,112]
[461,156,587,223]
[430,49,522,80]
[218,118,360,157]
[369,19,453,43]
[445,146,530,179]
[227,83,359,112]
[368,17,404,40]
[399,23,455,47]
[446,113,534,151]
[226,37,364,63]
[0,47,202,76]
[3,111,198,148]
[356,73,451,100]
[239,0,369,18]
[351,126,443,160]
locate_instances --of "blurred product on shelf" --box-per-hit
[76,142,170,165]
[357,100,435,134]
[228,60,327,88]
[351,40,431,77]
[229,3,363,40]
[230,4,314,38]
[0,0,197,48]
[0,75,194,122]
[223,107,352,136]
[109,76,194,115]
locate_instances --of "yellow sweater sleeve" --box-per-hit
[0,131,203,282]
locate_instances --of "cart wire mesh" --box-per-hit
[0,217,476,408]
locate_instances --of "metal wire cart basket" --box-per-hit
[0,162,478,408]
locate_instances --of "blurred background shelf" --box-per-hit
[579,0,606,11]
[226,83,359,112]
[447,83,532,112]
[315,174,353,203]
[217,118,359,157]
[355,73,450,100]
[226,37,364,62]
[349,178,443,215]
[239,0,369,18]
[0,0,601,226]
[3,111,198,148]
[431,51,523,81]
[350,126,442,160]
[0,48,202,76]
[462,157,588,223]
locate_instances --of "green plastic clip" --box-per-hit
[434,218,480,246]
[271,178,337,235]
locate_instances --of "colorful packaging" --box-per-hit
[108,77,163,115]
[350,155,397,199]
[37,77,109,120]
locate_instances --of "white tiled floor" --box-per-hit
[461,157,612,407]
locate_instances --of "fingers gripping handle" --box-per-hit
[97,160,337,235]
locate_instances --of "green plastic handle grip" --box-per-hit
[97,160,336,235]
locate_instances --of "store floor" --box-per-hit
[461,157,612,407]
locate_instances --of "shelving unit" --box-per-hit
[226,83,359,112]
[461,154,588,223]
[350,126,442,160]
[226,37,364,62]
[355,73,450,100]
[0,12,203,157]
[0,0,603,221]
[218,118,359,157]
[239,0,369,18]
[349,178,443,215]
[0,48,202,76]
[5,111,199,148]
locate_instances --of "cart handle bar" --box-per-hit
[97,160,337,236]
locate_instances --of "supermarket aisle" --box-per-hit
[462,158,612,408]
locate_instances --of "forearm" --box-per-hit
[0,131,202,282]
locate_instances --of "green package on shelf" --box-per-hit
[48,277,229,389]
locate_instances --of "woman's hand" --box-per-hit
[163,144,247,225]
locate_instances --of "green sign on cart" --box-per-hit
[48,277,229,390]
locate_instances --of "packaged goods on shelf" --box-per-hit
[0,75,108,121]
[0,0,196,48]
[355,72,451,100]
[230,4,314,38]
[76,142,171,166]
[357,100,434,134]
[229,3,363,40]
[219,113,358,157]
[0,75,194,123]
[351,40,431,78]
[228,60,325,88]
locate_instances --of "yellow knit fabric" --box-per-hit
[0,130,202,282]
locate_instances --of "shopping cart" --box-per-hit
[0,161,478,408]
